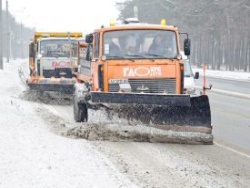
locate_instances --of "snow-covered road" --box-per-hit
[1,60,250,188]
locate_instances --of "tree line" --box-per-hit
[116,0,250,72]
[2,9,34,59]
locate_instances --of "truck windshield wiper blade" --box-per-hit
[145,53,165,58]
[106,55,124,59]
[124,54,146,58]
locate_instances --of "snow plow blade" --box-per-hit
[76,93,212,144]
[27,78,76,94]
[28,83,74,94]
[89,93,211,129]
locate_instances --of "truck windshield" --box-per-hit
[40,39,78,58]
[103,29,177,60]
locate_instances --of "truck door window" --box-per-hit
[36,41,39,54]
[86,44,93,61]
[94,33,99,59]
[29,42,34,58]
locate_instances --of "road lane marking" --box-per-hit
[213,107,250,119]
[214,141,250,159]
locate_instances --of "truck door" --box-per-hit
[92,33,102,91]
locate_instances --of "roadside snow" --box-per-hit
[193,66,250,98]
[0,60,136,188]
[193,66,250,81]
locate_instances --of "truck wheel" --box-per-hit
[73,95,88,122]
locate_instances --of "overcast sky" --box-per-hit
[3,0,122,33]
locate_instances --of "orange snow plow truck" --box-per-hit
[73,19,213,144]
[27,32,82,93]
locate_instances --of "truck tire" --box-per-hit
[73,95,88,122]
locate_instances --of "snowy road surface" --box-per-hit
[0,60,250,188]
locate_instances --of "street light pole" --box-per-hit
[6,0,10,63]
[20,22,23,59]
[0,0,3,69]
[133,6,138,19]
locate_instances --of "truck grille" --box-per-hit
[108,78,176,94]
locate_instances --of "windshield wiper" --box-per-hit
[145,53,166,58]
[124,54,146,58]
[106,55,125,60]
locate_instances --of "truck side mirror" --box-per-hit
[29,42,34,58]
[85,34,93,43]
[194,72,199,79]
[184,38,191,56]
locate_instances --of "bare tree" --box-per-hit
[117,0,250,72]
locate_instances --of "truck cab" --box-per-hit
[29,32,82,78]
[80,22,191,95]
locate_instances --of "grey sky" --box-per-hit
[3,0,121,33]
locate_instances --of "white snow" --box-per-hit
[0,60,136,188]
[193,65,250,99]
[193,66,250,81]
[0,59,249,187]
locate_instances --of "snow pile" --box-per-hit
[20,90,72,105]
[66,123,213,144]
[66,108,213,144]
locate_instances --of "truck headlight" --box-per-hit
[186,87,196,94]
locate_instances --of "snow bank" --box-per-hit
[193,67,250,81]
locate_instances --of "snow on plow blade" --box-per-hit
[91,92,191,106]
[85,93,212,144]
[27,78,76,94]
